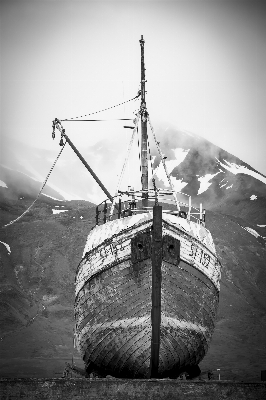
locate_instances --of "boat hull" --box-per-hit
[74,213,220,378]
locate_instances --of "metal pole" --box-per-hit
[118,197,122,219]
[139,35,148,208]
[150,204,162,378]
[217,368,221,380]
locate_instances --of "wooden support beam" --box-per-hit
[150,205,162,378]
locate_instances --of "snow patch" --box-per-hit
[0,180,8,188]
[0,241,11,254]
[243,227,260,238]
[197,172,221,195]
[257,224,266,228]
[226,184,233,189]
[80,216,84,219]
[218,159,266,184]
[52,209,69,214]
[250,195,257,200]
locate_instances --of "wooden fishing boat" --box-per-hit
[72,36,221,379]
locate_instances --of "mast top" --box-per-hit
[139,35,148,205]
[139,35,146,109]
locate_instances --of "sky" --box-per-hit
[1,0,266,202]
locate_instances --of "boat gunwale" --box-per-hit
[75,218,221,300]
[77,214,220,274]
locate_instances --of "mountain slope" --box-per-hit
[0,165,65,202]
[0,192,266,380]
[200,211,266,381]
[0,196,95,377]
[151,128,266,229]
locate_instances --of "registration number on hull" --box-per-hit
[189,243,211,268]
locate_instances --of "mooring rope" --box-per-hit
[3,143,67,228]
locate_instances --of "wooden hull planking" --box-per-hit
[74,213,220,378]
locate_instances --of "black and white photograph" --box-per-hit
[1,0,266,398]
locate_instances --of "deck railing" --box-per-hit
[95,189,206,227]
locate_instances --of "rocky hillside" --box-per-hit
[0,193,95,376]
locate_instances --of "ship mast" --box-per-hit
[139,35,148,208]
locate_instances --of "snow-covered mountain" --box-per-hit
[150,128,266,230]
[152,128,266,195]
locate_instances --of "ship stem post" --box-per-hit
[150,204,162,378]
[139,35,148,208]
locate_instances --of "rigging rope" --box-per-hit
[61,93,140,121]
[3,143,67,228]
[147,115,180,211]
[109,112,140,217]
[61,118,133,122]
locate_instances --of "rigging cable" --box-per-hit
[3,143,67,228]
[61,118,133,122]
[147,115,180,211]
[61,93,140,121]
[109,112,140,217]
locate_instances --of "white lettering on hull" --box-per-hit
[76,216,221,297]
